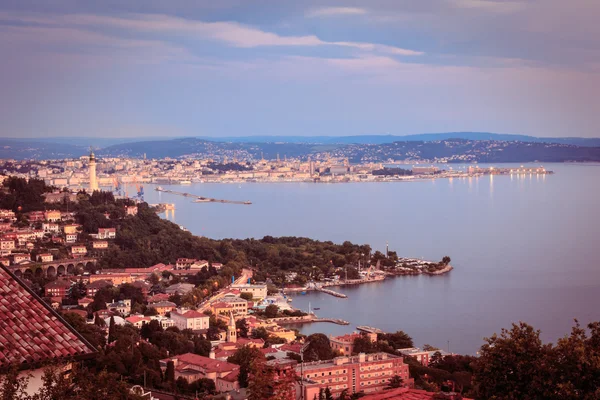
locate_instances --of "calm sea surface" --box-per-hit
[132,163,600,354]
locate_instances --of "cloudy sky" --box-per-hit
[1,0,599,138]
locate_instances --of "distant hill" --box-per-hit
[200,132,600,146]
[0,139,87,160]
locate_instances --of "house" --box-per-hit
[86,279,112,297]
[148,293,171,303]
[27,211,45,222]
[165,282,195,295]
[211,301,234,317]
[78,297,94,308]
[70,245,87,257]
[0,258,10,267]
[0,239,15,252]
[37,253,53,262]
[96,228,116,240]
[397,348,452,366]
[211,263,223,270]
[298,352,413,399]
[92,240,109,250]
[0,264,95,394]
[218,294,248,316]
[105,299,132,315]
[148,301,177,316]
[42,223,60,233]
[45,279,72,299]
[0,222,13,232]
[126,315,152,328]
[0,209,16,221]
[189,260,209,270]
[62,224,80,235]
[330,332,377,356]
[89,273,132,285]
[170,308,210,331]
[230,283,268,301]
[131,280,151,298]
[11,253,31,265]
[65,233,78,243]
[44,210,62,222]
[159,353,240,391]
[175,258,196,269]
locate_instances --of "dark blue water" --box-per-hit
[134,163,600,354]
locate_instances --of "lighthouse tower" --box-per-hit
[89,150,98,192]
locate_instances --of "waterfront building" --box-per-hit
[230,283,268,300]
[297,352,413,399]
[219,294,248,316]
[159,353,240,391]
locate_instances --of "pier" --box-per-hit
[356,325,384,334]
[317,287,348,298]
[155,186,251,205]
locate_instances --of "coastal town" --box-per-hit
[0,150,552,189]
[0,162,467,399]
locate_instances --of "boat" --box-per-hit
[180,180,192,185]
[313,307,320,310]
[287,297,293,302]
[300,291,307,295]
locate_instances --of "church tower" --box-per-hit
[89,149,98,192]
[226,311,237,343]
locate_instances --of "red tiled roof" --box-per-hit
[360,388,470,400]
[211,302,233,309]
[165,353,239,374]
[280,343,302,353]
[173,310,208,319]
[0,265,96,369]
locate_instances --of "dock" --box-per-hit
[155,186,251,205]
[317,287,348,298]
[356,325,384,334]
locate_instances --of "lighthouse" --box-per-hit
[89,150,98,192]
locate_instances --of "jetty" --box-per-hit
[357,325,384,334]
[317,287,348,298]
[155,186,251,205]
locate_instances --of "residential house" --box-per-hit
[125,206,138,216]
[159,353,240,392]
[148,301,177,316]
[27,211,45,222]
[44,210,62,222]
[62,224,80,235]
[96,228,116,239]
[165,282,195,295]
[89,273,132,285]
[92,240,109,250]
[70,245,87,257]
[42,223,60,233]
[175,258,196,269]
[86,280,112,297]
[397,348,452,367]
[219,294,248,316]
[11,253,31,265]
[330,332,377,356]
[45,279,72,299]
[105,299,132,316]
[0,239,15,252]
[0,209,16,221]
[37,253,53,263]
[170,308,210,331]
[65,233,78,243]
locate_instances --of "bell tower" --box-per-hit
[226,311,237,343]
[89,149,98,192]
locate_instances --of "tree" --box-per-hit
[388,375,404,388]
[165,360,175,384]
[247,356,274,400]
[251,327,269,341]
[240,292,253,301]
[264,304,279,318]
[422,344,439,352]
[353,334,377,355]
[304,333,334,362]
[0,366,32,400]
[227,346,264,388]
[107,316,116,343]
[236,318,250,338]
[441,256,451,265]
[473,322,553,399]
[378,330,414,350]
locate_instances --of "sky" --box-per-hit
[1,0,599,139]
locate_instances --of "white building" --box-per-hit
[231,283,268,300]
[170,308,210,331]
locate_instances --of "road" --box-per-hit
[198,268,253,312]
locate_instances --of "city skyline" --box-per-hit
[1,0,599,139]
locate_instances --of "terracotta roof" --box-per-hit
[0,264,96,370]
[173,310,208,319]
[280,343,302,353]
[211,301,233,309]
[361,388,470,400]
[164,353,239,374]
[149,301,176,308]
